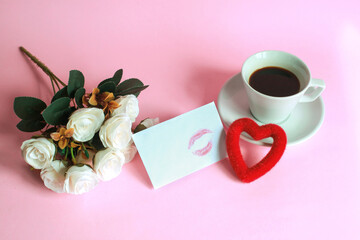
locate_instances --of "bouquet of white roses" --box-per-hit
[14,47,158,194]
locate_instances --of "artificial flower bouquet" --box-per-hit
[14,47,158,194]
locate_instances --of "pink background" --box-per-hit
[1,0,359,239]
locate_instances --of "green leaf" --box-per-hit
[14,97,47,120]
[67,70,84,98]
[42,97,71,125]
[98,78,113,87]
[84,148,90,159]
[16,119,46,132]
[112,69,123,85]
[133,90,145,97]
[115,78,143,93]
[97,69,123,88]
[74,87,85,108]
[90,132,105,151]
[98,82,116,93]
[59,107,76,125]
[60,147,66,155]
[51,86,68,103]
[117,85,149,97]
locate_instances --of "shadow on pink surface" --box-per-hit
[126,155,153,189]
[216,158,238,181]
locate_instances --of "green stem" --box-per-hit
[70,147,76,164]
[81,142,87,151]
[50,76,56,95]
[64,146,69,162]
[19,46,66,87]
[81,142,90,158]
[52,76,61,90]
[53,75,66,87]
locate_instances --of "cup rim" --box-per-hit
[241,50,311,100]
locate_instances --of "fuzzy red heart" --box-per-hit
[226,118,287,183]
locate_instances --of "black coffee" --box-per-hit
[249,67,300,97]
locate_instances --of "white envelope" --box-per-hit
[132,102,226,189]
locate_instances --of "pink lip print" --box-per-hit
[188,129,213,156]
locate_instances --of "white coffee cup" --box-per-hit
[241,50,325,124]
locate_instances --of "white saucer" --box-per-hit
[217,73,325,146]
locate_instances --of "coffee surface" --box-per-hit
[249,67,300,97]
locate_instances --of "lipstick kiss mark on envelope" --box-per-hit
[132,102,226,189]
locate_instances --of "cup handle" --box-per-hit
[299,78,325,103]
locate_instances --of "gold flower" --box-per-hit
[50,127,74,149]
[82,88,119,118]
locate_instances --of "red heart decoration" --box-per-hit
[226,118,287,183]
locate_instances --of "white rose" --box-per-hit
[93,148,125,181]
[99,114,132,149]
[121,142,138,163]
[21,138,55,169]
[111,95,139,122]
[66,108,105,142]
[64,165,99,195]
[141,118,159,128]
[40,160,67,193]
